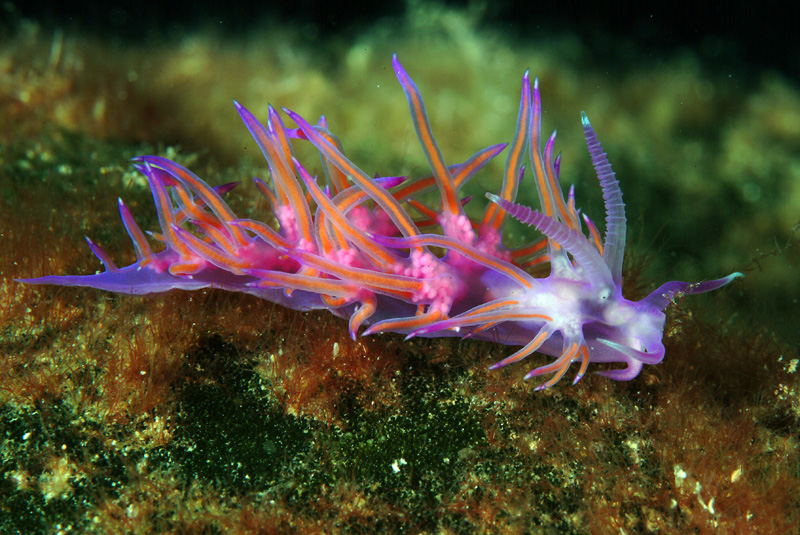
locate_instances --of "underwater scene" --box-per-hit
[1,1,799,533]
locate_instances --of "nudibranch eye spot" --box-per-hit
[17,54,742,390]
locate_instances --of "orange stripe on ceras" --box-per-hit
[520,255,550,269]
[241,116,313,245]
[543,136,576,229]
[174,227,250,272]
[498,329,551,366]
[180,229,253,275]
[454,298,520,319]
[316,207,350,254]
[407,199,438,221]
[370,309,443,333]
[172,184,222,228]
[323,295,349,307]
[391,175,436,202]
[483,72,531,231]
[538,362,571,389]
[393,144,507,203]
[348,294,377,336]
[267,106,298,177]
[256,271,358,298]
[190,219,239,256]
[483,135,525,230]
[395,235,534,290]
[231,219,290,249]
[261,134,315,246]
[314,209,335,255]
[533,343,582,389]
[149,158,248,244]
[529,92,555,219]
[315,127,351,194]
[583,215,604,254]
[243,112,288,211]
[168,261,204,276]
[530,151,554,218]
[118,198,154,263]
[332,187,368,214]
[299,161,396,268]
[437,311,551,333]
[529,127,575,236]
[453,146,505,189]
[471,321,508,337]
[473,311,552,324]
[575,345,590,379]
[334,151,418,238]
[253,177,279,209]
[290,249,424,294]
[511,238,547,259]
[306,188,347,254]
[531,342,580,376]
[400,74,462,219]
[147,170,193,258]
[286,110,420,241]
[331,188,403,241]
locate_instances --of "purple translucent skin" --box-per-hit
[17,55,742,389]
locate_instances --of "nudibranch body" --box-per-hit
[19,54,741,389]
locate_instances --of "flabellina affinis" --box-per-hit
[18,54,742,389]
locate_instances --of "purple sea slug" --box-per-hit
[19,55,742,389]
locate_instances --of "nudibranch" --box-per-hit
[19,54,742,389]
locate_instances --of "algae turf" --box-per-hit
[337,373,487,500]
[0,403,129,535]
[149,334,314,493]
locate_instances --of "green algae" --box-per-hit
[337,374,486,502]
[0,403,130,534]
[151,334,313,492]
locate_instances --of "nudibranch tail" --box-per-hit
[17,55,742,390]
